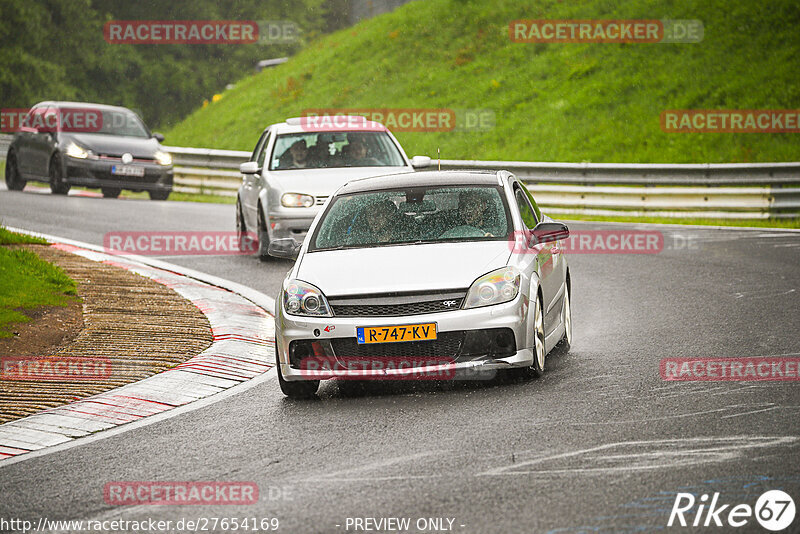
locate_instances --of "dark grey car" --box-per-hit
[4,101,173,199]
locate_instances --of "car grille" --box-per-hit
[89,169,159,184]
[315,195,328,206]
[331,331,466,359]
[98,154,156,163]
[332,299,463,317]
[328,290,467,317]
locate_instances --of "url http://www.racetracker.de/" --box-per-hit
[0,516,282,533]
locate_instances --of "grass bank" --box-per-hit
[0,228,78,338]
[166,0,800,164]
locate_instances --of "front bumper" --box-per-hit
[275,295,533,381]
[64,157,173,192]
[265,204,320,242]
[268,216,314,242]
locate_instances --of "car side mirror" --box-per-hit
[152,132,165,142]
[239,161,261,174]
[268,238,301,260]
[530,222,569,245]
[410,155,431,168]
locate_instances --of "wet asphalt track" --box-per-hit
[0,187,799,533]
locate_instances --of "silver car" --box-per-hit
[270,170,572,398]
[236,117,431,260]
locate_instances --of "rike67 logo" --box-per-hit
[668,490,795,531]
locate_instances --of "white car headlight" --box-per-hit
[283,280,332,317]
[464,267,521,309]
[154,150,172,166]
[282,193,315,208]
[65,142,89,159]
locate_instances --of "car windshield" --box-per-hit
[94,109,150,138]
[269,131,405,170]
[310,185,512,251]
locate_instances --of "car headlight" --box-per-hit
[464,267,521,309]
[281,193,315,208]
[283,280,332,317]
[154,150,172,166]
[65,142,90,159]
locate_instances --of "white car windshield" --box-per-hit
[310,185,513,251]
[269,131,405,170]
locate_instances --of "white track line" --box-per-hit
[0,228,278,467]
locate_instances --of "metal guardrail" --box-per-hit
[163,145,800,219]
[437,160,800,186]
[163,145,247,198]
[0,134,11,160]
[2,135,798,218]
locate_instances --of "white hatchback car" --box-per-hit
[270,170,572,398]
[236,117,430,260]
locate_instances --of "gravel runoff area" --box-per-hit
[0,244,213,423]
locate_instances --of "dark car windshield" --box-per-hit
[94,109,150,138]
[269,131,405,170]
[309,185,513,251]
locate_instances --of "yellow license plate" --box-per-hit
[356,323,437,344]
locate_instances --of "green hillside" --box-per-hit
[166,0,800,163]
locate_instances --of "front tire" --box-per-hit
[236,200,254,253]
[509,293,546,380]
[148,190,170,201]
[557,285,572,352]
[277,362,319,399]
[530,293,546,377]
[5,152,26,191]
[257,208,271,262]
[49,154,70,195]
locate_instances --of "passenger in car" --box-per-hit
[307,142,330,167]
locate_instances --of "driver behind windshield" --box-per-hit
[455,189,496,237]
[344,136,381,167]
[363,200,399,243]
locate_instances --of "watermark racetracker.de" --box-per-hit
[103,481,261,505]
[509,229,701,254]
[299,109,496,132]
[661,109,800,133]
[1,107,103,133]
[103,231,258,256]
[661,357,800,381]
[510,229,663,254]
[509,19,703,43]
[1,356,112,381]
[103,20,299,45]
[256,21,300,44]
[299,356,458,380]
